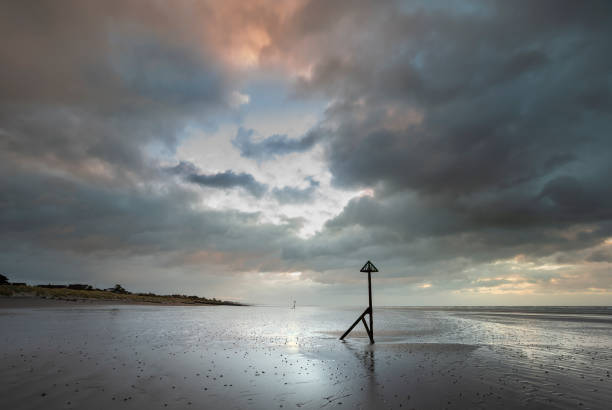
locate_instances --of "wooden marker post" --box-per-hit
[340,260,378,344]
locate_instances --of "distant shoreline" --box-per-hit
[0,297,246,308]
[0,284,245,307]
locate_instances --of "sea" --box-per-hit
[1,304,610,409]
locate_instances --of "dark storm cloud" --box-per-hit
[278,0,612,261]
[167,161,268,198]
[321,193,612,261]
[247,0,612,296]
[0,171,280,256]
[168,162,320,202]
[587,248,612,263]
[108,32,224,107]
[188,172,268,198]
[232,127,324,160]
[315,25,611,195]
[0,1,302,288]
[272,177,319,204]
[0,1,233,184]
[0,166,302,286]
[1,0,611,300]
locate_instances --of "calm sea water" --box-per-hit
[1,305,610,409]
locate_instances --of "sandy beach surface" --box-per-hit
[1,300,610,409]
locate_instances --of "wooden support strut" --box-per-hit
[361,316,374,344]
[339,306,374,343]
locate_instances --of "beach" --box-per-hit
[1,302,610,409]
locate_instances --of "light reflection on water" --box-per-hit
[0,305,610,409]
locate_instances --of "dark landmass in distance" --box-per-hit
[0,281,244,306]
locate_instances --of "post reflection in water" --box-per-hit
[343,342,376,373]
[341,341,383,408]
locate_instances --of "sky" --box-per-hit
[1,0,611,306]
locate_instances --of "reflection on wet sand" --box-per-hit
[342,341,375,372]
[342,342,380,408]
[0,304,610,409]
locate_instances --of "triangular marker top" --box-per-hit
[360,260,378,272]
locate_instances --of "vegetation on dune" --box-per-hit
[0,282,243,306]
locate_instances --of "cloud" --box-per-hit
[232,127,323,160]
[1,0,611,304]
[0,165,303,282]
[0,1,303,296]
[262,0,612,302]
[188,171,268,198]
[0,2,247,190]
[282,1,612,252]
[108,29,224,107]
[278,0,612,199]
[167,161,268,198]
[272,177,319,204]
[169,161,319,203]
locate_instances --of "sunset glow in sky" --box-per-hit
[1,1,611,305]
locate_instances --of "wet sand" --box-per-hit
[1,305,610,409]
